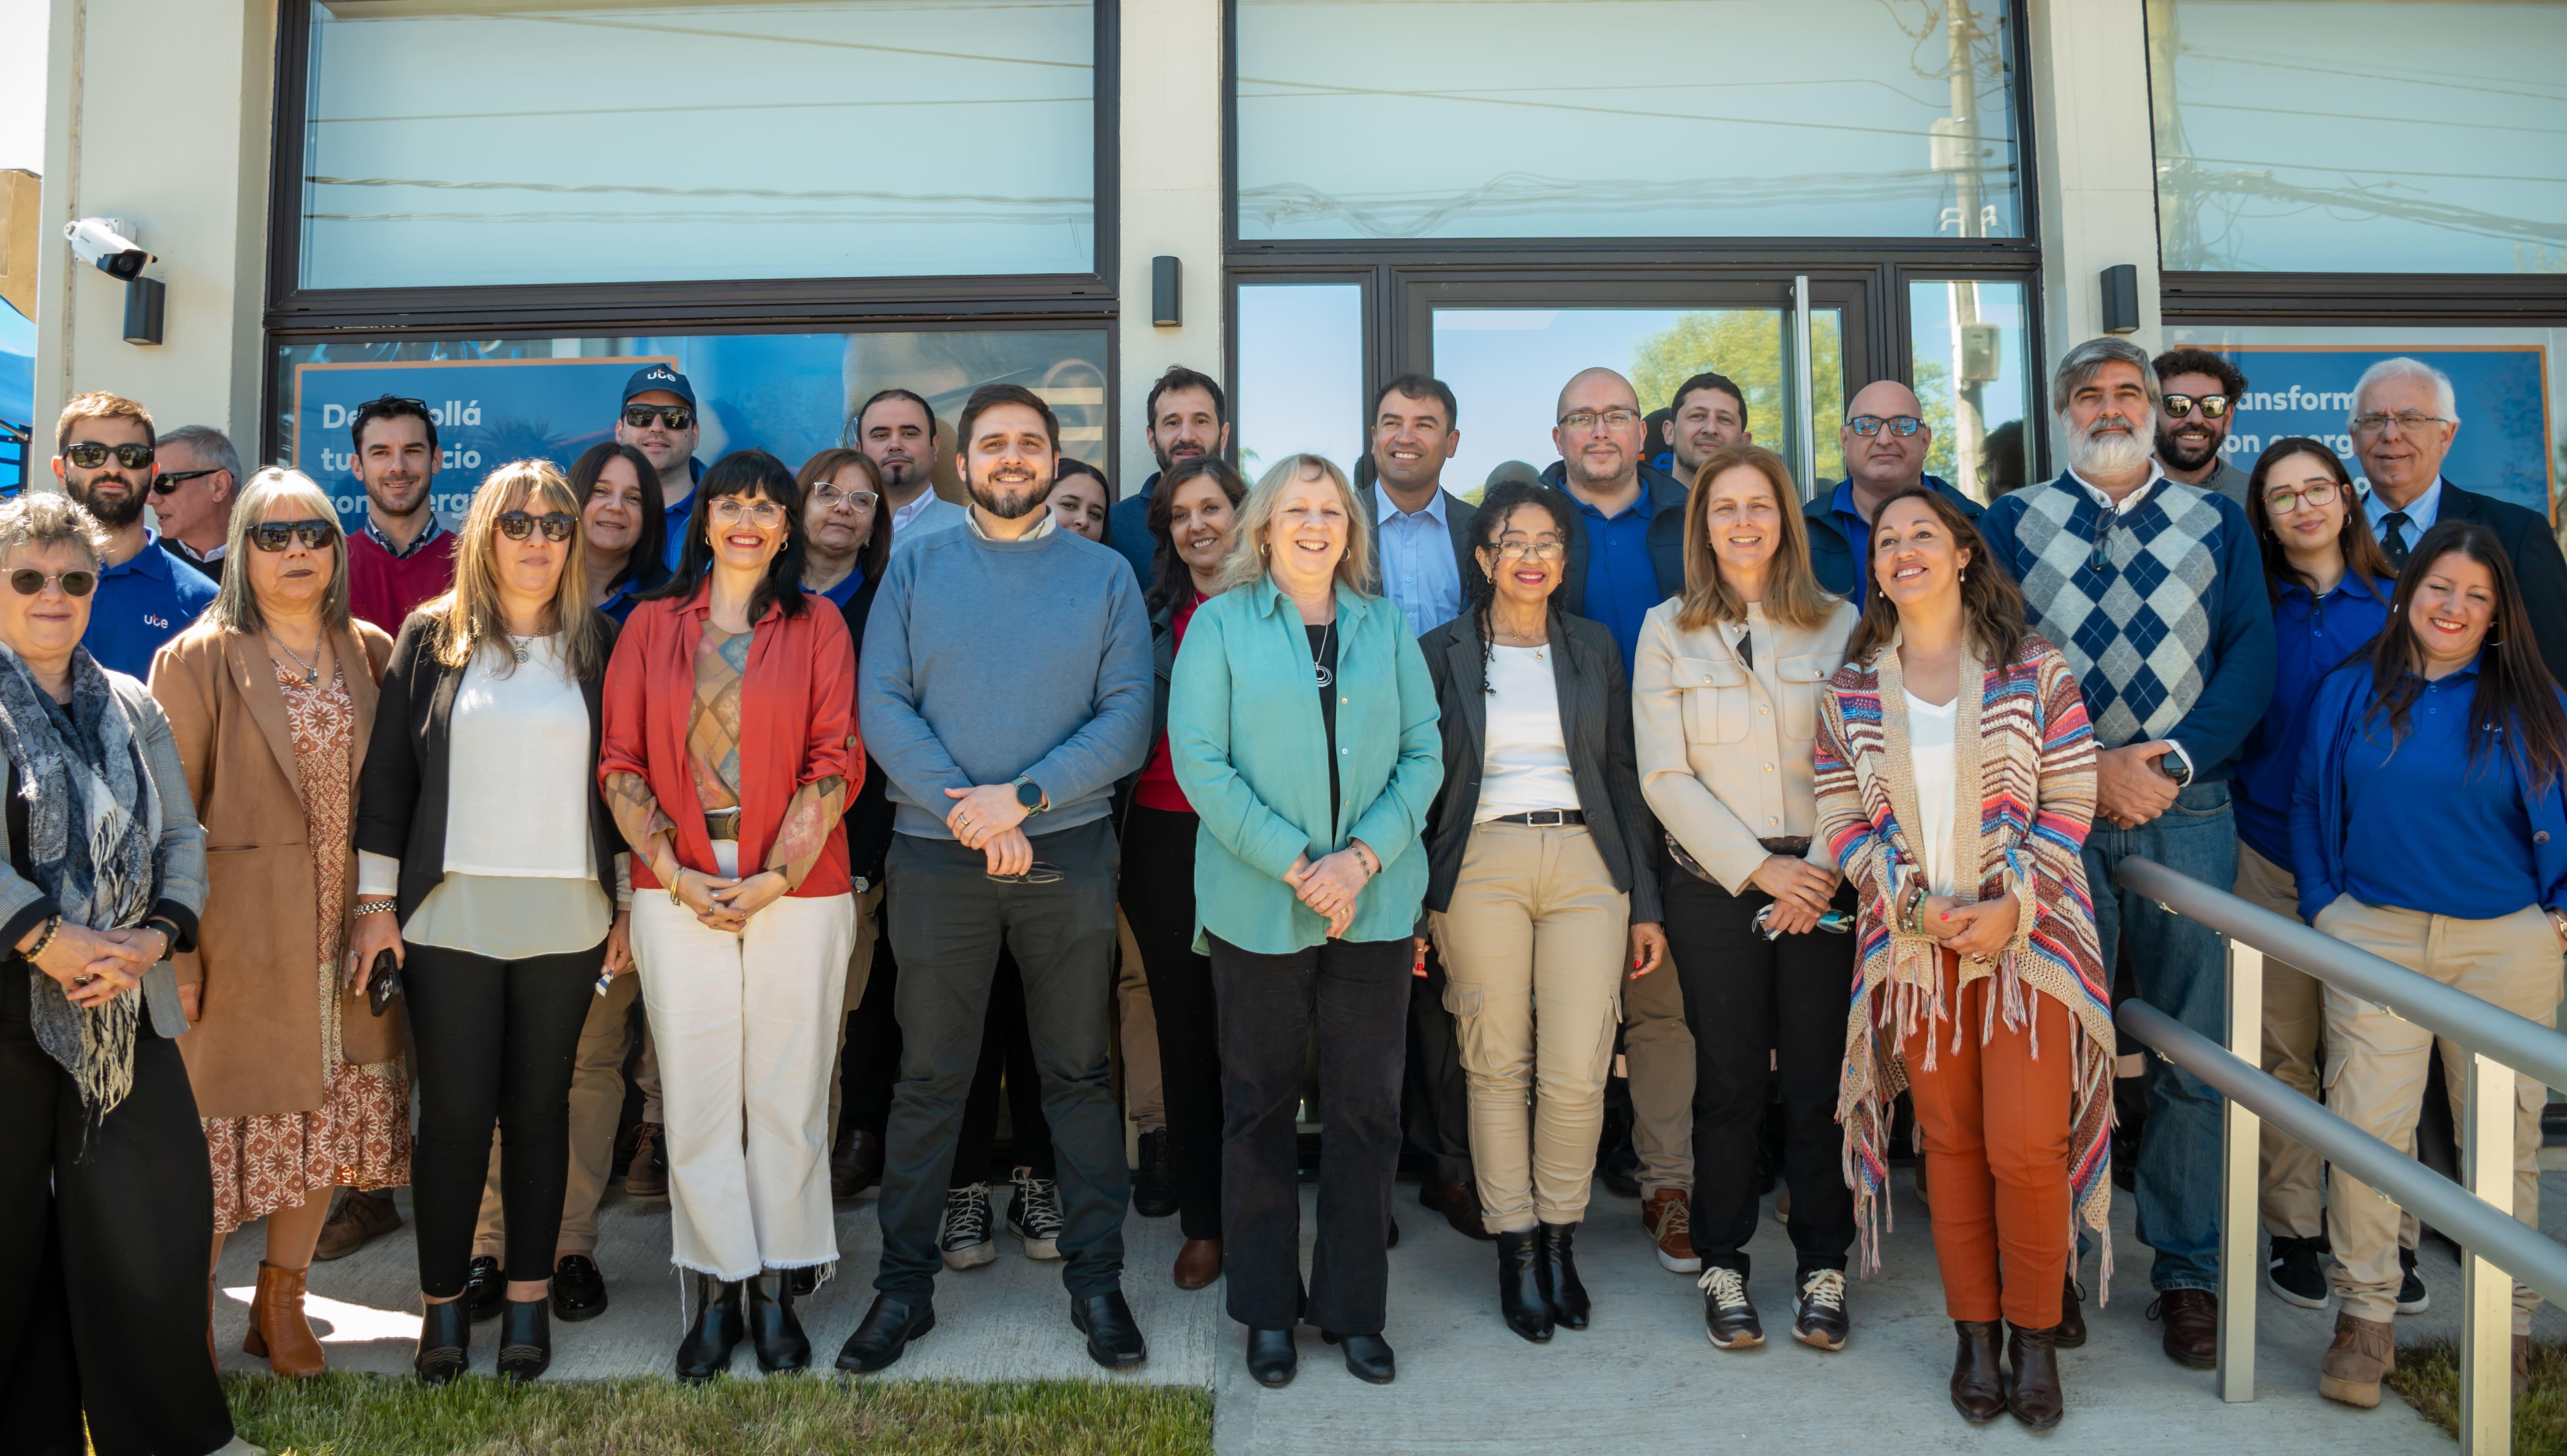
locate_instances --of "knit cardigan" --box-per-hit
[1812,632,2116,1288]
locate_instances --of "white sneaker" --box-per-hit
[939,1185,997,1270]
[1008,1167,1065,1261]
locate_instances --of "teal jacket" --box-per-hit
[1168,577,1442,954]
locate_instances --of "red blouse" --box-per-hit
[1132,591,1206,814]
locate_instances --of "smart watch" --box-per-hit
[1013,777,1048,816]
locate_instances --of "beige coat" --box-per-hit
[151,620,396,1120]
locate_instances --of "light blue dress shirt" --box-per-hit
[2362,476,2444,550]
[1372,486,1461,639]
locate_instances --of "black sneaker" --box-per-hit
[1009,1168,1065,1261]
[465,1255,506,1321]
[2397,1246,2431,1315]
[2265,1235,2330,1311]
[1698,1266,1763,1350]
[1792,1267,1849,1351]
[939,1185,996,1271]
[1133,1128,1178,1218]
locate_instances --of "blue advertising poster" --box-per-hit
[0,300,33,494]
[2200,345,2554,521]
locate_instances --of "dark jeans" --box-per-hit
[951,949,1055,1186]
[877,819,1126,1300]
[0,963,231,1456]
[405,938,605,1295]
[841,918,902,1138]
[1665,871,1857,1279]
[1122,805,1223,1239]
[1402,943,1474,1184]
[1210,932,1409,1335]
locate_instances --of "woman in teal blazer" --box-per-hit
[1168,454,1441,1390]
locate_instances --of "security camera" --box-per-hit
[65,218,154,281]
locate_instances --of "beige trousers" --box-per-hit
[827,884,887,1146]
[1116,909,1165,1133]
[473,966,640,1259]
[1621,937,1693,1196]
[2315,895,2561,1332]
[1428,823,1630,1232]
[2235,844,2328,1238]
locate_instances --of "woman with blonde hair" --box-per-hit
[152,468,405,1379]
[1632,442,1862,1353]
[350,460,629,1383]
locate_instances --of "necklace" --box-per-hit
[1491,616,1548,660]
[508,634,534,666]
[1309,618,1337,689]
[267,630,321,685]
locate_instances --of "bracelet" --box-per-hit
[354,899,397,919]
[668,869,687,907]
[24,915,60,964]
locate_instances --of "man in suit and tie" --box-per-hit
[2351,356,2567,683]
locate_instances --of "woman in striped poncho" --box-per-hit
[1810,485,2113,1433]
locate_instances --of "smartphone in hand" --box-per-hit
[367,949,402,1017]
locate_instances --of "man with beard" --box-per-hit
[1662,371,1752,490]
[1803,379,1982,604]
[2151,348,2252,511]
[343,395,459,635]
[614,365,706,570]
[1108,367,1229,583]
[1979,337,2275,1373]
[48,392,217,678]
[846,383,1153,1374]
[853,388,966,557]
[1540,368,1687,674]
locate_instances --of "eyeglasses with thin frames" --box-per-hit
[709,497,788,529]
[812,483,879,511]
[2352,411,2450,436]
[2263,482,2342,516]
[1557,409,1641,433]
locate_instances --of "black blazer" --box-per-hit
[839,575,895,887]
[1418,612,1663,924]
[2434,483,2567,687]
[1536,461,1688,614]
[354,614,623,921]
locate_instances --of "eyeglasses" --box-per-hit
[249,519,337,552]
[1557,409,1641,433]
[2088,514,2116,573]
[987,862,1065,885]
[622,405,696,432]
[497,511,577,542]
[813,483,879,511]
[1846,414,1924,437]
[1489,540,1566,563]
[708,497,787,528]
[8,570,95,598]
[2263,482,2342,515]
[62,442,154,470]
[2352,410,2450,436]
[2160,393,2231,421]
[150,468,224,496]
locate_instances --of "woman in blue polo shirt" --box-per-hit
[2289,519,2567,1409]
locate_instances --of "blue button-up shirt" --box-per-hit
[2362,476,2444,554]
[2232,574,2393,867]
[2336,657,2567,920]
[1373,487,1461,639]
[84,531,219,680]
[1577,496,1660,674]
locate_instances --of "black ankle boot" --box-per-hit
[496,1297,551,1382]
[674,1274,744,1382]
[1494,1229,1553,1344]
[1244,1326,1297,1387]
[1538,1222,1591,1330]
[746,1273,811,1372]
[414,1297,469,1384]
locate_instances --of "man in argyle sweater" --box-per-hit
[1979,337,2276,1373]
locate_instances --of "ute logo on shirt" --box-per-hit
[143,613,170,630]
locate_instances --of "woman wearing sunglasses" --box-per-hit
[348,460,627,1383]
[601,449,859,1380]
[148,469,408,1380]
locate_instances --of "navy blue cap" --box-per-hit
[621,364,697,408]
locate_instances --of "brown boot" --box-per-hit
[313,1188,401,1261]
[1173,1238,1223,1290]
[625,1121,668,1198]
[2317,1311,2395,1408]
[2006,1322,2064,1430]
[1949,1320,2005,1422]
[242,1261,326,1378]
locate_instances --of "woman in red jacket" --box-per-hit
[599,450,859,1382]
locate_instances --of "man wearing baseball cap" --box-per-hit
[615,365,706,570]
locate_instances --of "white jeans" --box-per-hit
[633,842,858,1281]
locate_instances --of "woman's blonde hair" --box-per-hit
[1215,454,1377,597]
[1675,443,1834,631]
[206,467,350,637]
[420,459,610,679]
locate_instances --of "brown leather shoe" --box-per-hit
[2006,1322,2064,1430]
[2055,1273,2087,1348]
[625,1121,668,1198]
[2150,1288,2218,1370]
[832,1128,882,1201]
[1640,1189,1700,1273]
[2317,1311,2394,1408]
[1173,1238,1223,1290]
[1419,1180,1495,1241]
[313,1187,401,1261]
[1950,1320,2005,1421]
[243,1261,327,1378]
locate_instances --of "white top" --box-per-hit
[1905,689,1960,896]
[1475,643,1581,823]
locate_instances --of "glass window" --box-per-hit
[0,301,30,494]
[273,328,1110,529]
[1236,283,1366,483]
[297,1,1096,289]
[1236,0,2022,242]
[1907,279,2033,500]
[2149,2,2567,273]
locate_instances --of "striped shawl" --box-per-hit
[1812,632,2116,1292]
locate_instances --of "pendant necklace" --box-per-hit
[1310,618,1336,689]
[509,634,534,666]
[267,630,320,685]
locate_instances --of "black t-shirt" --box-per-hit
[1308,622,1340,819]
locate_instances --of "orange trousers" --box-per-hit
[1900,955,2073,1330]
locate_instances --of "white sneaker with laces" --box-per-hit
[1009,1168,1065,1261]
[939,1185,997,1270]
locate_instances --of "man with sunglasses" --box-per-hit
[614,365,705,570]
[2152,348,2252,511]
[1803,379,1982,605]
[48,392,219,678]
[151,425,242,583]
[344,395,461,635]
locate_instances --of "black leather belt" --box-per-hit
[1493,809,1585,827]
[1759,835,1812,856]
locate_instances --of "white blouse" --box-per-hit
[1475,643,1581,823]
[1905,688,1960,896]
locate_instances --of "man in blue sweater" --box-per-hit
[846,383,1156,1374]
[1979,337,2275,1371]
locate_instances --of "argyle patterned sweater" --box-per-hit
[1979,472,2275,779]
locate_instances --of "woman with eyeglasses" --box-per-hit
[347,460,628,1383]
[148,469,407,1380]
[573,441,668,623]
[797,449,890,613]
[601,449,859,1380]
[1417,480,1667,1344]
[2227,438,2398,1314]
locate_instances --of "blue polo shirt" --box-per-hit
[813,566,865,612]
[86,531,219,680]
[1578,497,1661,673]
[660,456,708,570]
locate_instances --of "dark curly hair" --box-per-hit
[1466,481,1580,696]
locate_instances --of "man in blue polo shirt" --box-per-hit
[1539,367,1686,672]
[613,365,705,570]
[49,392,217,678]
[1803,379,1983,605]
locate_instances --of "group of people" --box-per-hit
[8,332,2564,1454]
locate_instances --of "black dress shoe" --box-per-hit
[836,1293,934,1373]
[745,1273,810,1373]
[833,1128,884,1200]
[1537,1223,1590,1331]
[414,1297,469,1384]
[551,1255,609,1323]
[1494,1230,1553,1344]
[674,1275,744,1382]
[1071,1289,1148,1369]
[785,1266,820,1298]
[1245,1326,1297,1387]
[1133,1128,1179,1219]
[1950,1320,2006,1422]
[465,1255,506,1322]
[1321,1329,1396,1385]
[496,1298,551,1382]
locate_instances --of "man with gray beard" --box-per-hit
[1978,336,2275,1373]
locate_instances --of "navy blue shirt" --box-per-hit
[1577,496,1661,674]
[659,456,707,571]
[2335,660,2567,920]
[812,566,865,613]
[2232,574,2393,867]
[1823,481,1875,607]
[84,532,218,680]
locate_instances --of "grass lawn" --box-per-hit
[2388,1338,2567,1455]
[222,1373,1213,1456]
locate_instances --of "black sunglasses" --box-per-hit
[151,468,225,496]
[497,511,578,542]
[2160,393,2231,420]
[622,405,695,432]
[63,442,155,470]
[250,519,338,552]
[9,570,96,598]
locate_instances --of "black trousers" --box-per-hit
[1121,806,1223,1239]
[877,819,1126,1300]
[1402,943,1475,1185]
[1211,932,1409,1335]
[405,938,606,1295]
[951,949,1055,1187]
[0,964,231,1456]
[1665,871,1858,1279]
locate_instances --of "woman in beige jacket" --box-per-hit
[1632,443,1859,1356]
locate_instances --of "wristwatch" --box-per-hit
[1013,777,1049,817]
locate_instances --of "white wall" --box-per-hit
[1114,0,1225,490]
[2025,0,2164,434]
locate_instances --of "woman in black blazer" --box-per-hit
[348,462,627,1384]
[1418,481,1667,1344]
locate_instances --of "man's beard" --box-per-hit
[1566,453,1631,492]
[969,473,1054,520]
[2156,423,2222,472]
[2068,413,2152,479]
[877,457,920,491]
[71,475,146,529]
[367,476,432,519]
[1152,441,1204,474]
